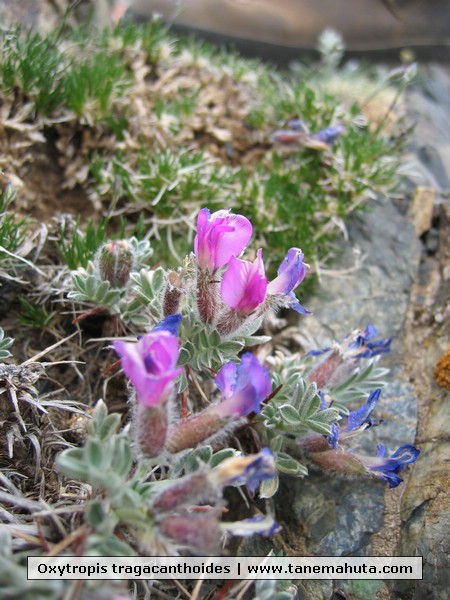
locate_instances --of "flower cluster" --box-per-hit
[114,319,271,457]
[194,207,309,335]
[307,324,392,390]
[150,449,278,554]
[271,118,345,150]
[299,387,419,488]
[104,206,420,559]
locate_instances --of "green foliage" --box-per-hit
[0,327,14,360]
[347,579,382,600]
[252,578,297,600]
[0,531,64,600]
[0,29,65,115]
[116,16,173,65]
[0,184,29,262]
[68,238,154,322]
[0,21,404,283]
[170,445,240,479]
[69,261,123,309]
[263,378,338,437]
[18,297,56,329]
[63,49,131,117]
[255,356,341,496]
[56,400,151,555]
[56,217,110,270]
[328,356,390,412]
[178,319,246,373]
[0,26,131,118]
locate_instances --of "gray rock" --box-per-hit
[278,473,385,556]
[303,196,422,369]
[392,392,450,600]
[269,195,421,600]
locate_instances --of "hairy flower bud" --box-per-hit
[134,401,168,458]
[163,270,185,316]
[309,444,420,488]
[196,267,219,324]
[157,509,221,555]
[152,471,218,513]
[96,240,135,287]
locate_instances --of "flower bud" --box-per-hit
[163,270,185,316]
[196,267,219,324]
[157,510,221,554]
[166,354,270,453]
[165,411,228,454]
[152,471,218,513]
[96,240,135,287]
[134,402,168,458]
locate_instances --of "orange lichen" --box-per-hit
[434,349,450,390]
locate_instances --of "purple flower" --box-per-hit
[312,125,345,145]
[214,353,271,417]
[310,324,392,359]
[152,313,182,336]
[288,118,308,132]
[345,389,381,433]
[113,330,181,407]
[267,247,310,314]
[194,208,252,273]
[309,444,419,488]
[212,448,275,493]
[362,444,420,488]
[328,422,340,449]
[350,324,392,358]
[220,249,268,316]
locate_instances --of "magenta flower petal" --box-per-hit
[221,249,267,316]
[194,208,252,272]
[214,353,271,417]
[113,331,181,407]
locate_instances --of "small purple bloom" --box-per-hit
[312,125,345,145]
[213,448,276,493]
[214,353,271,418]
[318,390,328,411]
[328,422,340,448]
[267,247,310,314]
[309,324,392,362]
[152,314,182,336]
[363,444,420,488]
[287,118,308,132]
[221,249,268,316]
[194,208,252,273]
[345,389,381,432]
[113,331,182,407]
[348,323,392,358]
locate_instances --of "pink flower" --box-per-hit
[220,249,268,316]
[113,330,181,407]
[194,208,252,272]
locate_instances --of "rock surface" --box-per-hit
[274,64,450,600]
